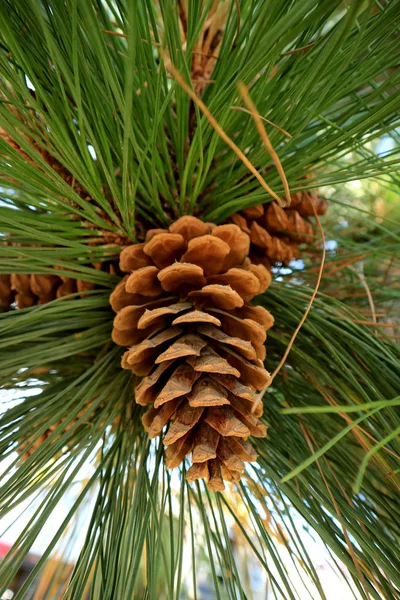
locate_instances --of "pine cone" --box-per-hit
[177,0,229,96]
[0,274,14,308]
[111,217,274,491]
[0,120,33,164]
[1,98,126,233]
[230,189,328,267]
[17,405,121,462]
[18,427,55,461]
[1,262,118,310]
[7,272,73,308]
[10,273,61,308]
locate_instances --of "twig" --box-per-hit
[307,380,400,465]
[354,425,400,493]
[102,29,128,37]
[382,254,395,285]
[229,106,292,138]
[300,424,373,600]
[348,264,377,327]
[307,252,369,276]
[237,82,290,207]
[191,79,216,85]
[269,206,325,380]
[280,42,315,56]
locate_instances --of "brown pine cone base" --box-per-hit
[111,216,274,491]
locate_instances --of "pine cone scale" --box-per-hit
[156,364,201,406]
[187,377,229,407]
[192,422,220,463]
[163,404,204,445]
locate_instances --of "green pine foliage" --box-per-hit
[0,1,399,599]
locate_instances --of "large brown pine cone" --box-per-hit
[230,189,328,268]
[111,216,274,491]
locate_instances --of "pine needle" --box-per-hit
[163,56,283,204]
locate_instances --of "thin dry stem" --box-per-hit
[309,379,400,467]
[230,106,292,138]
[308,253,369,277]
[254,205,326,408]
[348,265,376,326]
[300,424,373,600]
[280,43,315,56]
[237,82,290,207]
[163,57,282,204]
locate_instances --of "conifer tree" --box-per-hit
[0,1,399,598]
